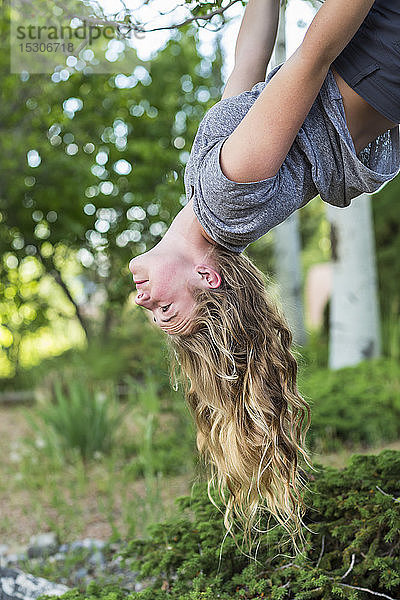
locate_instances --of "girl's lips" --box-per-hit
[134,280,148,285]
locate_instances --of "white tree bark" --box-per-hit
[326,194,381,370]
[272,4,307,346]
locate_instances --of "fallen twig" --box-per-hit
[341,553,356,580]
[336,581,400,600]
[316,534,325,569]
[376,486,400,503]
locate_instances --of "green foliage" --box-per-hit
[299,358,400,452]
[0,9,225,366]
[372,174,400,361]
[4,308,170,391]
[0,257,50,373]
[373,175,400,320]
[26,379,129,462]
[7,310,197,472]
[121,375,196,478]
[39,450,400,600]
[16,343,400,465]
[299,197,332,271]
[381,297,400,362]
[47,585,128,600]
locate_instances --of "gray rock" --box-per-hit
[27,533,59,559]
[81,539,105,551]
[47,554,66,564]
[72,568,87,580]
[0,537,144,597]
[88,552,105,567]
[71,568,88,587]
[0,567,69,600]
[3,554,27,566]
[69,541,83,552]
[108,555,123,569]
[133,577,157,593]
[0,546,9,556]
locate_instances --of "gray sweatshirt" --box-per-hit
[183,64,400,254]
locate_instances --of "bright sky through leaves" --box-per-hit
[91,0,316,79]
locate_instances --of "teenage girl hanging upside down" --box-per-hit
[129,0,400,554]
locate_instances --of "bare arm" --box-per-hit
[220,0,375,182]
[221,0,280,100]
[302,0,374,66]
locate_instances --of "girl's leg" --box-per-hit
[332,1,400,127]
[331,67,398,155]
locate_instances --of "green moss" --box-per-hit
[40,450,400,600]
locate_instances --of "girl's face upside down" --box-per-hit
[129,200,222,335]
[129,250,201,335]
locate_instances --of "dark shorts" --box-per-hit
[332,0,400,123]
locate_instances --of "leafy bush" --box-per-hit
[40,449,400,600]
[121,375,196,477]
[299,358,400,452]
[2,309,171,394]
[26,380,129,462]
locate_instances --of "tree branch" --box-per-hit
[316,534,325,569]
[336,582,399,600]
[130,0,240,33]
[36,248,90,340]
[376,486,400,503]
[15,0,242,34]
[341,553,356,579]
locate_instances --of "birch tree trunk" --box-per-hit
[326,194,381,369]
[272,3,307,346]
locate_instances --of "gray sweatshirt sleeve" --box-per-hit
[192,136,306,253]
[185,65,400,254]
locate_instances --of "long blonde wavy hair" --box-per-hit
[165,243,313,558]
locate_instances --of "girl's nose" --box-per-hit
[135,290,150,306]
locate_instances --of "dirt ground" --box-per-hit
[0,404,192,551]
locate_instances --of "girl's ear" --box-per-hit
[196,264,222,289]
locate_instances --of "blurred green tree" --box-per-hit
[0,7,224,371]
[373,176,400,313]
